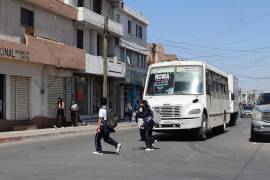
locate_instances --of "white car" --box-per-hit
[251,93,270,141]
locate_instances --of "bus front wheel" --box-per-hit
[197,113,208,141]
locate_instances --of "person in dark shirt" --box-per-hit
[137,100,157,151]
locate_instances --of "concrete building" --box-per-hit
[0,0,149,130]
[65,0,149,120]
[148,43,178,64]
[117,4,149,114]
[0,0,85,131]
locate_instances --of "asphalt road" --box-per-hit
[0,117,270,180]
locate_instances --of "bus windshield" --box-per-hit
[146,66,203,96]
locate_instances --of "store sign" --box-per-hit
[0,47,29,61]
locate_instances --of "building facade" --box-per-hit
[148,43,178,64]
[117,5,149,115]
[65,0,149,120]
[0,0,86,131]
[0,0,149,131]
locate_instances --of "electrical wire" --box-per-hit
[171,10,270,44]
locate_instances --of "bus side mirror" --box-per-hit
[231,93,235,100]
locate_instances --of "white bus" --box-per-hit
[144,61,230,140]
[228,75,240,126]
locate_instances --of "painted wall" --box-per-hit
[0,0,76,46]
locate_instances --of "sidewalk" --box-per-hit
[0,122,138,144]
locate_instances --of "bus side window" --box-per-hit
[206,71,211,95]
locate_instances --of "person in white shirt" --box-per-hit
[70,100,79,127]
[93,97,122,155]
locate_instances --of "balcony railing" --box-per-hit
[77,7,124,36]
[85,54,125,78]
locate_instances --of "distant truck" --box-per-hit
[228,75,240,126]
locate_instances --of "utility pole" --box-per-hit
[103,16,108,98]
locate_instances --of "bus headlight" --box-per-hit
[253,110,263,121]
[188,109,201,115]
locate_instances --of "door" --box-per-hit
[10,76,30,120]
[0,74,4,119]
[47,76,64,118]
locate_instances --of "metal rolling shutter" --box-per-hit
[10,76,30,120]
[10,76,16,120]
[47,76,64,118]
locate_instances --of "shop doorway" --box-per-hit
[0,74,4,119]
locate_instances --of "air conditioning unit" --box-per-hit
[25,26,35,36]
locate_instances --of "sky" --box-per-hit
[124,0,270,92]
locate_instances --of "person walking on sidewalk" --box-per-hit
[55,97,65,128]
[137,100,157,151]
[93,97,122,155]
[70,100,79,127]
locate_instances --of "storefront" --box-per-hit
[46,68,73,122]
[124,68,146,109]
[75,75,90,116]
[74,74,124,120]
[74,75,103,117]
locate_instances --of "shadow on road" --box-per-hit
[101,151,117,155]
[153,128,228,142]
[132,147,160,151]
[250,135,270,143]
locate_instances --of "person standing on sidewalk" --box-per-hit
[134,100,140,123]
[125,102,133,122]
[137,100,157,151]
[70,100,79,127]
[55,97,65,128]
[93,97,122,155]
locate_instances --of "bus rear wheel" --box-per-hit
[197,113,208,141]
[220,113,227,133]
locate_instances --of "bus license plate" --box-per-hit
[163,120,174,125]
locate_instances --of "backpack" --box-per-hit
[106,109,118,129]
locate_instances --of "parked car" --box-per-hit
[250,93,270,141]
[240,105,253,117]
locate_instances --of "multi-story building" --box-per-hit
[148,43,178,64]
[0,0,149,131]
[117,4,149,115]
[65,0,149,120]
[0,0,85,131]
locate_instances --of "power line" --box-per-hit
[149,36,270,54]
[237,75,270,80]
[174,11,270,43]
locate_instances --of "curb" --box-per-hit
[0,122,138,145]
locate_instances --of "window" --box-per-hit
[116,14,121,23]
[77,29,84,49]
[206,70,228,96]
[77,0,84,7]
[93,0,102,14]
[21,8,34,27]
[97,34,103,56]
[120,48,125,62]
[146,66,203,96]
[136,25,143,39]
[115,37,119,46]
[128,20,132,34]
